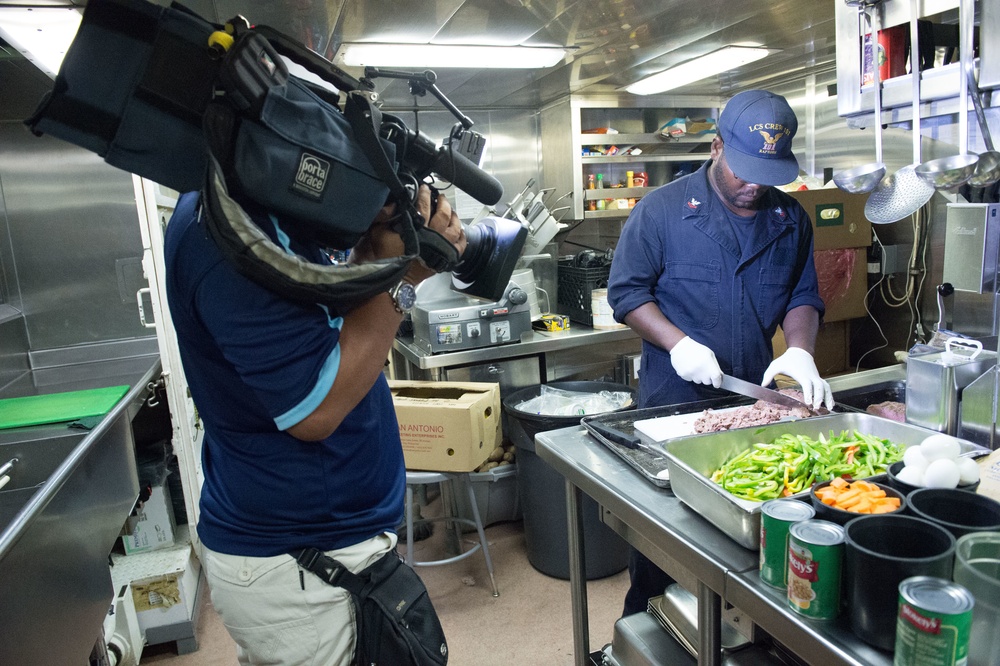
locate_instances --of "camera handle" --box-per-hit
[362,67,474,131]
[344,92,461,273]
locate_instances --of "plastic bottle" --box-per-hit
[586,174,596,211]
[626,170,634,188]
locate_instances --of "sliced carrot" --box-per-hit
[816,477,901,514]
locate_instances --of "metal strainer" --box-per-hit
[864,165,934,224]
[864,0,934,224]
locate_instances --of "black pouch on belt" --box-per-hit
[291,547,449,666]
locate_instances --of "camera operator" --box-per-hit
[163,183,464,665]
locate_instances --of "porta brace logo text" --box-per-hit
[901,603,942,634]
[295,153,330,195]
[788,550,819,582]
[400,424,445,433]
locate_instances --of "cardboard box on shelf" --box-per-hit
[788,189,872,251]
[121,478,176,555]
[389,381,502,472]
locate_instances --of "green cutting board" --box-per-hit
[0,385,130,430]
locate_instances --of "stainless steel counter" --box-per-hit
[0,353,161,666]
[392,324,639,370]
[535,365,907,666]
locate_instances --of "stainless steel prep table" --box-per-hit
[535,365,907,666]
[392,325,640,379]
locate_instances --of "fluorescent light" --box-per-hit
[340,43,567,69]
[0,7,82,78]
[626,46,772,95]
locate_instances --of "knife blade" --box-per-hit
[720,374,813,412]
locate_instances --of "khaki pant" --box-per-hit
[200,533,397,666]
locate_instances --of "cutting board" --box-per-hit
[0,385,130,430]
[633,407,744,442]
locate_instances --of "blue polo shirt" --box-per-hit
[164,192,405,556]
[608,161,825,408]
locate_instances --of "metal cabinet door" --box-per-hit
[444,355,543,398]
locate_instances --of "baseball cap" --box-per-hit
[718,90,799,186]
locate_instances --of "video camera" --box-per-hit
[26,0,527,309]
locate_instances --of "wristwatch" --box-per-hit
[388,281,417,314]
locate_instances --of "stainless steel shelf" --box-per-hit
[579,133,711,146]
[584,186,650,199]
[583,152,710,164]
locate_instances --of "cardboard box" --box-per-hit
[110,526,201,635]
[121,478,176,555]
[773,320,850,378]
[788,189,872,251]
[815,247,868,322]
[389,381,502,472]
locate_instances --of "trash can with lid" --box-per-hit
[504,380,635,580]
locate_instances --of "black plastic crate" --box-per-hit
[557,260,612,325]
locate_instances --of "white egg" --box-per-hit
[920,434,963,462]
[955,457,981,486]
[923,458,961,489]
[896,464,925,487]
[902,446,929,471]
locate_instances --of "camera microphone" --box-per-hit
[430,148,504,206]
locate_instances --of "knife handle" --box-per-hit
[588,421,641,449]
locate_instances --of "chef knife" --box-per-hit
[720,374,815,412]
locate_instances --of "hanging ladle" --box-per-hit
[914,0,980,189]
[966,69,1000,187]
[833,0,886,194]
[864,0,935,224]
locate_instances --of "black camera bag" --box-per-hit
[292,547,448,666]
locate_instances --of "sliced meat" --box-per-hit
[693,389,812,433]
[866,401,906,422]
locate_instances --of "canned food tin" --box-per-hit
[894,576,974,666]
[787,519,845,619]
[760,499,815,588]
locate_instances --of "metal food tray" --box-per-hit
[581,396,751,488]
[662,412,991,550]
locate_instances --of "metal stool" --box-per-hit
[402,470,499,597]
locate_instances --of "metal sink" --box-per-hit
[0,358,157,666]
[0,430,84,526]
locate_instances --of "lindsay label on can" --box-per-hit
[760,499,815,588]
[894,576,974,666]
[787,519,844,620]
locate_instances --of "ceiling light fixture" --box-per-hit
[626,46,772,95]
[0,7,82,78]
[340,43,567,69]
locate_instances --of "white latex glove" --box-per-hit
[670,336,723,388]
[762,347,835,410]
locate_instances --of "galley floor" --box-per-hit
[142,501,630,665]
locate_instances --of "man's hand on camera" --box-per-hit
[349,185,466,285]
[408,185,466,283]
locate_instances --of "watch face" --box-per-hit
[394,282,417,312]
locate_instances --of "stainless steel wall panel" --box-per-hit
[0,125,150,351]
